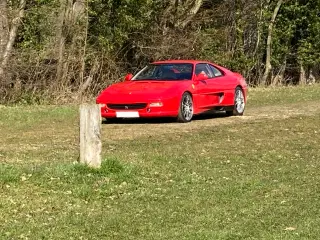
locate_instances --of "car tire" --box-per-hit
[177,92,193,123]
[226,86,245,116]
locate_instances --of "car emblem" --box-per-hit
[125,106,129,110]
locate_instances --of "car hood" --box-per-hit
[97,80,187,103]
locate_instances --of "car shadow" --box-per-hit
[102,110,228,125]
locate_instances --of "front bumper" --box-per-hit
[99,101,179,119]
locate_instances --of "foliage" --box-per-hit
[88,0,154,51]
[0,0,320,103]
[16,0,58,50]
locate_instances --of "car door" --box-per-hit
[194,63,213,111]
[207,64,234,106]
[195,63,233,108]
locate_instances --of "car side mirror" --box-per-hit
[124,73,133,82]
[194,73,208,82]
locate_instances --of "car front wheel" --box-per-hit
[226,86,245,116]
[177,92,193,123]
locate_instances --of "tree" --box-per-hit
[1,0,320,103]
[261,0,283,85]
[0,0,9,59]
[0,0,26,79]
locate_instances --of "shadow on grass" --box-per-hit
[102,110,228,125]
[0,158,137,186]
[73,158,126,175]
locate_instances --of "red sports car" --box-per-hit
[96,60,248,122]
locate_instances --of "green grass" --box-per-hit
[1,85,320,239]
[248,84,320,107]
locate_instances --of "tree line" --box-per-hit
[0,0,319,103]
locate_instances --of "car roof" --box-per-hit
[152,60,212,65]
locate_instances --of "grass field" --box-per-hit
[1,85,320,239]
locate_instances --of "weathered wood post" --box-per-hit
[79,104,102,168]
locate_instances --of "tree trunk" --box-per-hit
[160,0,177,32]
[0,0,9,61]
[176,0,203,28]
[299,64,306,85]
[261,0,283,86]
[253,1,264,57]
[55,0,67,83]
[0,0,26,79]
[78,0,88,86]
[272,59,286,86]
[307,69,316,85]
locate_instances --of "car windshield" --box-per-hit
[132,63,193,81]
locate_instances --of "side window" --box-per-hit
[209,65,223,77]
[195,64,214,78]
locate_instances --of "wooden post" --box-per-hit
[79,104,102,168]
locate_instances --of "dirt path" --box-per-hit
[102,101,320,141]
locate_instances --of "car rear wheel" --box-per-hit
[177,92,193,123]
[226,86,245,116]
